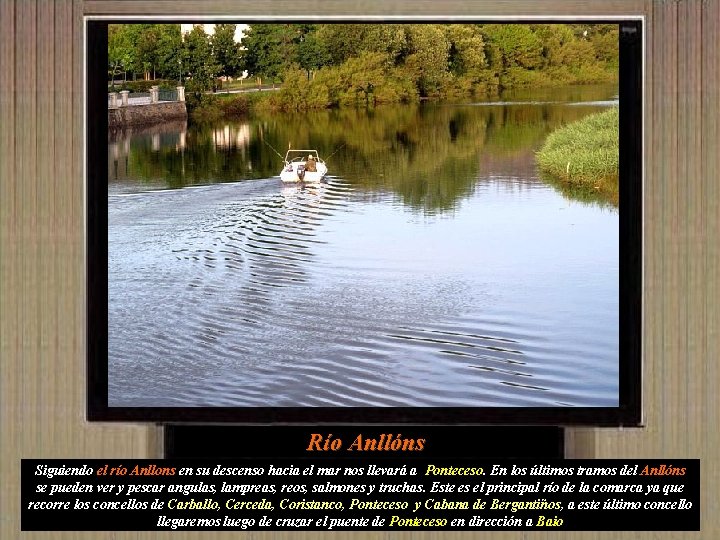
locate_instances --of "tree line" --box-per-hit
[109,23,618,105]
[109,24,239,88]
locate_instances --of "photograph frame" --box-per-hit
[86,16,644,427]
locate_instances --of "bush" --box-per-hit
[219,94,251,117]
[431,70,500,101]
[311,55,419,108]
[186,93,252,123]
[273,69,331,111]
[187,94,222,124]
[500,67,553,88]
[190,103,222,124]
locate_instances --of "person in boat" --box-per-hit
[305,154,317,172]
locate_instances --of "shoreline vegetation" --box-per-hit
[189,24,619,120]
[109,23,620,204]
[106,23,618,121]
[536,107,619,206]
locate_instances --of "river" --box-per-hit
[108,84,619,407]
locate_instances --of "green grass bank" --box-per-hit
[536,107,619,205]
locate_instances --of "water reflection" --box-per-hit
[109,175,619,407]
[108,84,618,209]
[108,120,188,191]
[108,84,620,408]
[212,123,251,150]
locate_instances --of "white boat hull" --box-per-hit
[280,161,328,183]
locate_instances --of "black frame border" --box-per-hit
[87,19,643,427]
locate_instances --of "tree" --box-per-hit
[590,26,619,67]
[314,24,367,66]
[558,38,596,68]
[135,24,160,80]
[183,26,220,96]
[314,24,408,67]
[212,24,241,78]
[155,25,183,81]
[480,24,543,70]
[532,24,575,68]
[444,25,486,76]
[363,25,409,66]
[241,24,303,84]
[403,25,450,97]
[296,29,331,78]
[108,24,134,85]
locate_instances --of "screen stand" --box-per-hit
[164,425,564,459]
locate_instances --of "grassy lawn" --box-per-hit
[536,107,619,205]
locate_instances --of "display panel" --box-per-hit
[87,19,642,424]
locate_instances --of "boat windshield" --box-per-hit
[284,150,321,162]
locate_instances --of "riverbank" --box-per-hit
[189,70,617,121]
[536,107,619,205]
[108,102,187,129]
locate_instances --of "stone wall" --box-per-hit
[108,102,187,129]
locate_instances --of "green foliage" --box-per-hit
[265,53,419,111]
[536,107,619,205]
[591,27,620,67]
[183,26,221,96]
[475,24,619,91]
[117,86,617,209]
[108,24,234,85]
[240,24,305,82]
[219,94,251,117]
[314,24,409,67]
[296,30,331,74]
[338,52,399,104]
[108,79,177,93]
[108,24,134,84]
[243,23,616,108]
[558,38,596,68]
[445,25,486,76]
[265,68,330,111]
[314,25,369,65]
[189,101,223,124]
[532,24,574,68]
[480,24,543,70]
[155,25,183,83]
[187,93,252,123]
[439,71,499,100]
[135,24,160,78]
[109,23,619,111]
[364,25,410,65]
[403,25,451,97]
[212,24,242,78]
[110,24,182,81]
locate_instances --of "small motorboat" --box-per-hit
[280,149,328,183]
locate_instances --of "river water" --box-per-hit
[108,84,619,407]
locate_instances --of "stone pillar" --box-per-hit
[120,90,129,107]
[108,92,118,108]
[176,86,185,102]
[150,85,159,103]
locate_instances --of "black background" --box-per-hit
[23,458,698,531]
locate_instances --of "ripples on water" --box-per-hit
[108,174,618,408]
